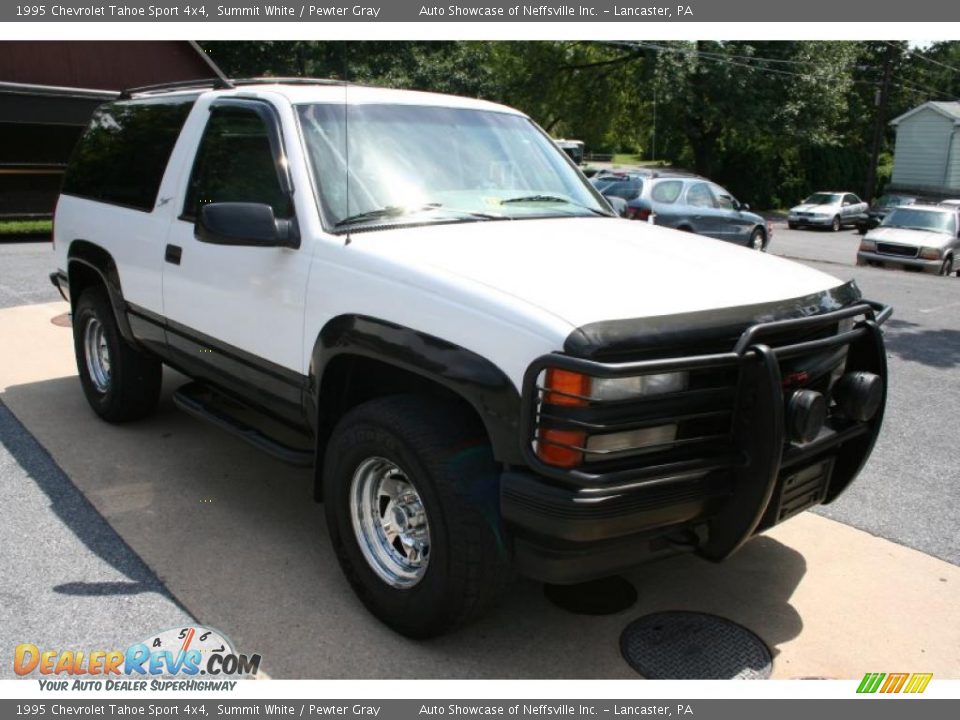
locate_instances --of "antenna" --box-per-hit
[343,42,351,246]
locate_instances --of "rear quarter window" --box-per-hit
[650,180,683,204]
[61,97,195,212]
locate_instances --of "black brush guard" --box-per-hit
[508,300,891,564]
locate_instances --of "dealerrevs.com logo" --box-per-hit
[14,626,261,691]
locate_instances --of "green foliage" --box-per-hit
[0,219,52,235]
[199,40,960,209]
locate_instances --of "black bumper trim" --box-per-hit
[501,469,730,544]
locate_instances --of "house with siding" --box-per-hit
[888,101,960,198]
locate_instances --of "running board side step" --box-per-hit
[172,383,313,467]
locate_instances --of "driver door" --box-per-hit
[161,99,310,420]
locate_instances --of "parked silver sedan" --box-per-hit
[788,191,868,232]
[857,204,960,276]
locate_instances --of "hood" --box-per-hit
[791,203,836,213]
[346,217,847,330]
[866,226,954,248]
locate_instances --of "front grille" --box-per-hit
[877,243,919,258]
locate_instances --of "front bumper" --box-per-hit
[502,300,891,583]
[857,251,942,273]
[789,214,833,226]
[49,270,70,302]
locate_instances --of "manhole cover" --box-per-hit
[620,611,772,679]
[544,575,637,615]
[51,313,72,328]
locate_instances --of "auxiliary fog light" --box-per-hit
[787,389,827,444]
[833,371,883,422]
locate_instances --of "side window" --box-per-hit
[845,194,860,206]
[711,184,736,211]
[686,182,717,209]
[62,98,195,211]
[183,106,292,220]
[650,180,683,204]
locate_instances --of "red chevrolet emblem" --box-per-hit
[782,371,810,388]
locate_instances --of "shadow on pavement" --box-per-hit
[3,372,809,678]
[0,399,184,605]
[882,318,960,369]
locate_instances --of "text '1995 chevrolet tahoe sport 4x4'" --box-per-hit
[50,78,891,638]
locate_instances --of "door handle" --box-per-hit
[165,244,182,265]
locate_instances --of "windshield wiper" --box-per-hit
[335,203,506,229]
[500,194,609,216]
[335,203,441,228]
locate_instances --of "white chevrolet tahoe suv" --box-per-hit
[51,79,891,638]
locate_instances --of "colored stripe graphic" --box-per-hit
[857,673,885,693]
[903,673,933,694]
[880,673,909,693]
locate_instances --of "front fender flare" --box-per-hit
[307,315,524,466]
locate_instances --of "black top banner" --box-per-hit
[5,0,960,22]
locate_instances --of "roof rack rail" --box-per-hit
[118,77,234,100]
[231,77,348,87]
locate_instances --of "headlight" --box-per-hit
[591,372,689,401]
[919,247,942,260]
[859,239,876,252]
[537,369,690,468]
[585,424,678,460]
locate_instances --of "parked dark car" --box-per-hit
[855,194,919,234]
[625,175,772,250]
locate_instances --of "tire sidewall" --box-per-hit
[73,292,121,415]
[831,216,841,232]
[323,417,478,636]
[749,228,764,250]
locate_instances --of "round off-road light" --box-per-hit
[787,389,827,444]
[834,371,883,422]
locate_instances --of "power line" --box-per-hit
[887,40,960,75]
[614,40,958,101]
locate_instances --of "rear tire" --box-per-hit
[322,395,511,638]
[72,288,162,422]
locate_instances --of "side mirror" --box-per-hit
[740,202,751,211]
[197,202,299,249]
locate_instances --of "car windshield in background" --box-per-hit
[296,103,609,229]
[876,194,912,208]
[803,193,841,205]
[883,208,956,234]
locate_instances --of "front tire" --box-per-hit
[323,395,511,638]
[72,288,162,422]
[939,255,954,277]
[748,227,765,251]
[831,215,841,232]
[787,221,798,230]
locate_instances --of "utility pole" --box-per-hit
[865,42,897,203]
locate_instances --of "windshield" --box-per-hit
[296,103,609,229]
[882,208,956,234]
[875,194,912,208]
[803,193,840,205]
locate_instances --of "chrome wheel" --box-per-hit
[83,318,111,392]
[349,457,431,589]
[750,229,764,250]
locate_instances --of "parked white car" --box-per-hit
[51,79,891,637]
[788,191,868,232]
[858,204,960,276]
